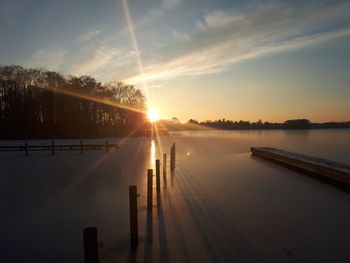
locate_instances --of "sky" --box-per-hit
[1,0,350,122]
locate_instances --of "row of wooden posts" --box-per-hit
[83,143,176,263]
[0,140,117,155]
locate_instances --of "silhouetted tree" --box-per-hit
[187,119,198,124]
[158,117,350,131]
[0,65,147,138]
[284,119,311,129]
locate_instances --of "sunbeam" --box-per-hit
[121,0,150,100]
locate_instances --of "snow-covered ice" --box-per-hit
[1,129,350,262]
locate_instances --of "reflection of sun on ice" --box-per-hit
[148,108,159,122]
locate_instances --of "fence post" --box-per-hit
[51,139,55,155]
[156,160,160,192]
[80,140,84,154]
[83,227,99,263]
[156,159,160,204]
[147,169,153,211]
[24,142,28,156]
[129,185,138,248]
[163,154,167,186]
[170,143,175,172]
[105,141,109,154]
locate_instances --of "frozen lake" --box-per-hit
[1,129,350,262]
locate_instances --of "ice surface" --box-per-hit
[252,147,350,174]
[1,129,350,262]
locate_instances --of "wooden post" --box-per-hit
[173,143,176,170]
[156,159,161,203]
[105,141,109,154]
[83,227,99,263]
[24,142,28,156]
[80,140,84,154]
[170,143,175,172]
[170,144,173,171]
[51,139,55,155]
[129,185,138,248]
[163,154,167,186]
[147,169,153,211]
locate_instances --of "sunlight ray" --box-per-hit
[154,121,165,158]
[150,138,156,169]
[117,119,148,147]
[50,86,144,113]
[121,0,150,100]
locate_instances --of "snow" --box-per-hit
[252,147,350,174]
[1,129,350,262]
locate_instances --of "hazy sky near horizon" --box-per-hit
[1,0,350,122]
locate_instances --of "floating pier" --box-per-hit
[251,147,350,186]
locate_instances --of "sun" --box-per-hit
[147,108,159,122]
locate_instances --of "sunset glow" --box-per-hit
[148,108,159,122]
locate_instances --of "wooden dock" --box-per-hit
[251,147,350,186]
[0,141,119,154]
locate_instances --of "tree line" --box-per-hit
[159,118,350,130]
[0,65,149,139]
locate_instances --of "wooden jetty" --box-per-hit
[251,147,350,185]
[0,141,119,153]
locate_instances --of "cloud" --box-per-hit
[127,0,182,32]
[79,30,102,41]
[197,10,243,31]
[124,1,350,84]
[25,48,67,70]
[69,46,121,76]
[172,30,191,42]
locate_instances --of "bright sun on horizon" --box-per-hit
[147,108,159,122]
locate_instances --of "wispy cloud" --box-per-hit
[172,29,191,42]
[126,0,182,32]
[69,46,121,76]
[79,29,102,41]
[124,1,350,85]
[196,10,243,31]
[25,48,67,70]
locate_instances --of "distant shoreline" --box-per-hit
[168,127,350,131]
[159,119,350,131]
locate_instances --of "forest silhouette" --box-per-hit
[0,65,148,139]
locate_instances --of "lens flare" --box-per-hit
[148,108,159,122]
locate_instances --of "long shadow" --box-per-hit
[174,166,229,262]
[170,171,174,187]
[144,210,153,262]
[175,164,268,262]
[157,195,170,262]
[165,186,191,262]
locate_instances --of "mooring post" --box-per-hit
[80,140,84,155]
[24,142,28,156]
[83,227,99,263]
[147,169,153,211]
[163,154,167,186]
[156,159,161,204]
[129,185,138,248]
[170,143,175,172]
[105,141,109,154]
[170,144,173,171]
[51,139,55,155]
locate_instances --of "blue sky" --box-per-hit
[1,0,350,122]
